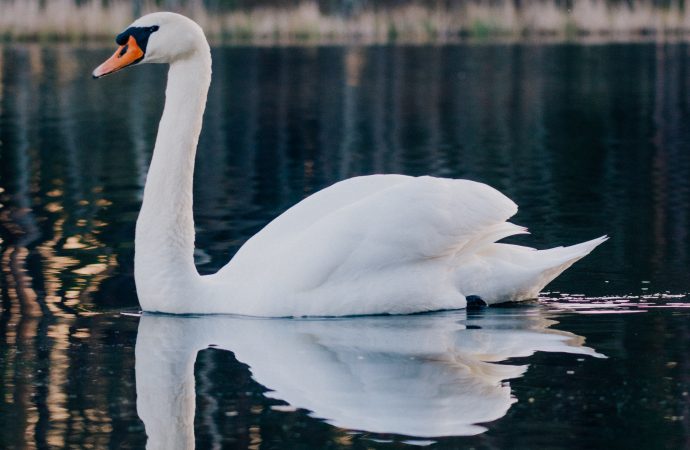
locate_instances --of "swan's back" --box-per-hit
[224,175,518,269]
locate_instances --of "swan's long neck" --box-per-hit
[135,50,211,309]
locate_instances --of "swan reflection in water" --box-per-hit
[135,308,604,448]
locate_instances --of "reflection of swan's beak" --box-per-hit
[135,310,604,445]
[92,36,144,79]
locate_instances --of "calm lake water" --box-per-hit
[0,42,689,448]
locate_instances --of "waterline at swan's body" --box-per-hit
[93,12,606,317]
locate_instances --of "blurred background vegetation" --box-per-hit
[4,0,690,42]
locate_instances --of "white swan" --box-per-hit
[93,12,606,316]
[135,310,604,448]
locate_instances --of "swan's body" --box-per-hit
[94,12,606,317]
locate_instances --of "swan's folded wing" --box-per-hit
[226,175,518,291]
[220,174,411,273]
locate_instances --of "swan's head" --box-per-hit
[92,12,208,78]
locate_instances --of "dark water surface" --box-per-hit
[0,43,689,448]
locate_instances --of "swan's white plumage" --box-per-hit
[207,174,605,316]
[213,175,523,316]
[98,12,606,317]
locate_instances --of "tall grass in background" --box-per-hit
[3,0,690,42]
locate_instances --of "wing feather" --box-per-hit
[224,175,520,293]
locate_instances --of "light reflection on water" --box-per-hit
[540,292,690,313]
[0,42,689,448]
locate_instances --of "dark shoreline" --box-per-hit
[3,0,690,43]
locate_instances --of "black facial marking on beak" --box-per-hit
[118,44,129,58]
[115,25,160,54]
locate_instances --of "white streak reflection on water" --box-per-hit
[540,292,690,313]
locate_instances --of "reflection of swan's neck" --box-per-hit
[136,316,202,450]
[135,51,211,309]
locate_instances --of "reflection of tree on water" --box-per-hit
[136,309,603,448]
[651,43,690,279]
[0,45,120,316]
[0,42,43,447]
[0,45,128,448]
[0,42,690,447]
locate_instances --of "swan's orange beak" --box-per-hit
[92,35,144,79]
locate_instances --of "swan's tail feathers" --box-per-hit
[539,235,608,263]
[523,235,609,298]
[460,235,608,305]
